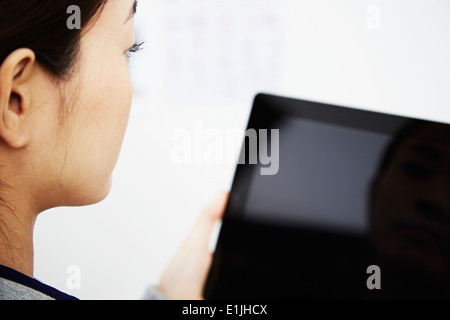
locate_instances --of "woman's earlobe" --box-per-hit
[0,96,30,149]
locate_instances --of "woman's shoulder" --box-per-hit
[0,265,78,301]
[0,277,54,300]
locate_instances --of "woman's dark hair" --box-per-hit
[0,0,108,79]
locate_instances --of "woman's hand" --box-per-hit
[158,191,230,300]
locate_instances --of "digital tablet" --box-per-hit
[204,93,450,299]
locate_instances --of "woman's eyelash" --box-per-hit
[125,40,145,58]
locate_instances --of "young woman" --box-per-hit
[0,0,229,300]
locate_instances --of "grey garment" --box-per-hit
[0,277,54,300]
[142,286,169,300]
[0,275,167,300]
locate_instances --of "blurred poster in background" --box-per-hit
[131,0,289,110]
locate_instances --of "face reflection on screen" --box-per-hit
[369,121,450,281]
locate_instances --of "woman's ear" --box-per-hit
[0,48,36,149]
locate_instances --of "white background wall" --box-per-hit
[33,0,450,300]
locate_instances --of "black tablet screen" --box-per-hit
[206,94,450,299]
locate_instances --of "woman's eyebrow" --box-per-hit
[124,0,138,24]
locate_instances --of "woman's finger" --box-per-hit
[185,191,230,250]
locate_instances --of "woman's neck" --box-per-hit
[0,203,37,278]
